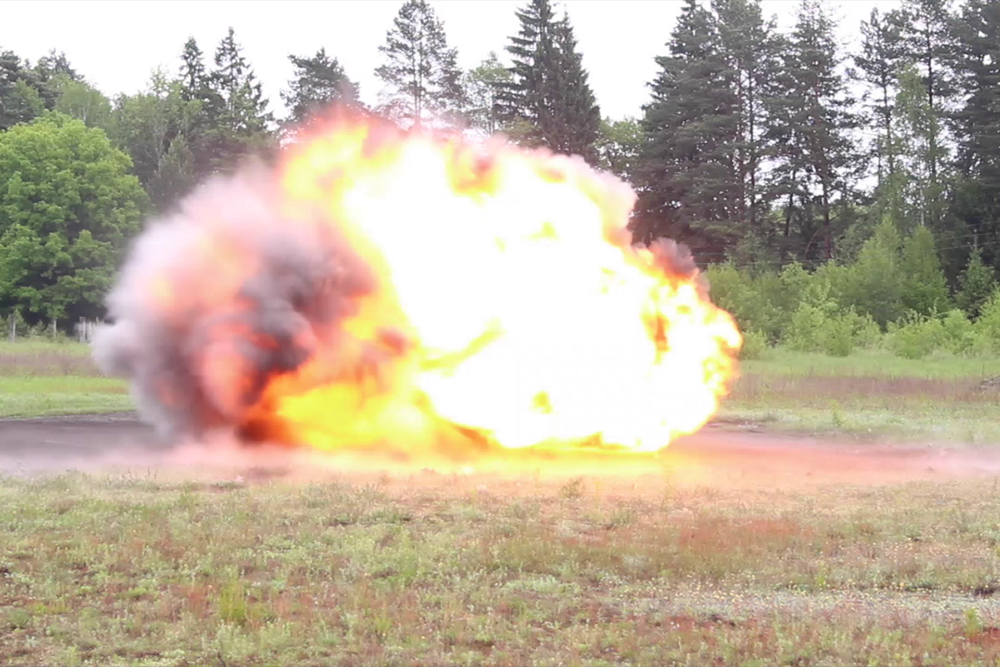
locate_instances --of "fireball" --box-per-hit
[94,111,742,458]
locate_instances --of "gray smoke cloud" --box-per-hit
[92,158,401,445]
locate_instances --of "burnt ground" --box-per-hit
[2,413,1000,488]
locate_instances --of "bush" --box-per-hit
[972,289,1000,355]
[941,309,976,354]
[887,313,948,359]
[738,329,770,360]
[784,303,877,356]
[785,303,830,353]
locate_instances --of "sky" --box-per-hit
[4,0,903,122]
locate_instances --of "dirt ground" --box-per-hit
[3,413,1000,489]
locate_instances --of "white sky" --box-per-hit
[4,0,901,121]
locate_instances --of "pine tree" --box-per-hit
[897,0,957,186]
[499,0,558,136]
[204,28,275,172]
[0,49,45,129]
[633,0,739,254]
[179,38,207,102]
[500,0,601,160]
[765,0,857,260]
[547,14,600,161]
[950,0,1000,269]
[854,8,908,185]
[147,134,198,212]
[30,50,80,109]
[175,37,218,181]
[374,0,465,129]
[282,48,361,128]
[712,0,781,232]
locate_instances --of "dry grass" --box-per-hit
[0,345,101,377]
[0,341,131,418]
[722,351,1000,443]
[2,469,1000,665]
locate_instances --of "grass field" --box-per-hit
[3,470,1000,665]
[0,340,131,418]
[3,339,999,443]
[4,339,1000,665]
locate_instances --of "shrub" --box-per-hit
[844,226,905,327]
[887,313,948,359]
[941,309,976,354]
[785,303,830,353]
[738,329,770,360]
[971,289,1000,355]
[784,303,876,356]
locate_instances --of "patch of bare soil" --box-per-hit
[2,415,1000,490]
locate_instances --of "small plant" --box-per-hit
[218,578,249,627]
[559,477,584,500]
[964,608,984,637]
[6,608,30,630]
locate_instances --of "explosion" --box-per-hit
[93,112,742,459]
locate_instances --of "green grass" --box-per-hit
[2,471,1000,665]
[0,340,130,419]
[741,348,1000,380]
[723,348,1000,443]
[0,377,132,418]
[3,339,1000,443]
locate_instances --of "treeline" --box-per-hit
[708,220,1000,359]
[0,0,998,350]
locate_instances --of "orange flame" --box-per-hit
[202,113,744,456]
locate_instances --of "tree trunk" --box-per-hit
[821,179,833,260]
[8,310,16,343]
[882,81,894,180]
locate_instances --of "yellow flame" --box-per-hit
[264,116,742,454]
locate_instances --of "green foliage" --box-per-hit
[202,28,276,172]
[886,312,948,359]
[595,116,642,183]
[738,329,770,360]
[893,63,948,236]
[374,0,465,128]
[855,8,907,187]
[971,289,1000,355]
[899,225,950,315]
[784,302,875,357]
[842,219,904,327]
[282,48,361,128]
[108,70,194,211]
[957,245,997,318]
[54,78,112,131]
[941,309,976,354]
[462,52,511,135]
[634,0,738,250]
[500,0,601,161]
[0,113,147,323]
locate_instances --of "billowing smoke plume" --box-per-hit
[92,159,404,445]
[94,113,741,454]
